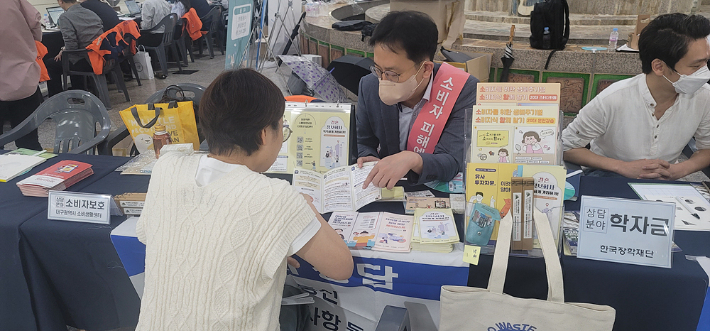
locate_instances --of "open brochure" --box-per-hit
[292,162,381,213]
[328,211,413,252]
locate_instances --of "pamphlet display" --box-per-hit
[465,163,566,245]
[267,102,351,174]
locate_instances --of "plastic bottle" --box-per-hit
[152,124,172,158]
[542,27,551,49]
[42,14,50,27]
[608,28,619,52]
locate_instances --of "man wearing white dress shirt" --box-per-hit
[562,13,710,180]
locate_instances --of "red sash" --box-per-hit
[407,62,469,153]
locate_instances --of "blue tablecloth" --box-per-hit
[564,176,709,331]
[0,153,136,331]
[3,156,708,330]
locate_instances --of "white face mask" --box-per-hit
[378,64,425,106]
[663,65,710,94]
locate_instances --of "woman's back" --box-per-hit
[136,153,315,330]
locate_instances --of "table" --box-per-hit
[469,176,708,331]
[3,155,709,330]
[0,153,143,331]
[565,176,710,331]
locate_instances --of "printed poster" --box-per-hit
[471,105,560,165]
[476,83,561,106]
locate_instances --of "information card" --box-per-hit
[577,196,675,268]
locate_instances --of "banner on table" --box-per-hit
[287,245,469,330]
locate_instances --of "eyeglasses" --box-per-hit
[370,63,418,83]
[283,126,292,142]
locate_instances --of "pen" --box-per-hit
[676,197,701,219]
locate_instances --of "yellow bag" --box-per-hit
[119,100,200,153]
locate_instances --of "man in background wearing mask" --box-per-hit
[356,11,478,189]
[562,13,710,180]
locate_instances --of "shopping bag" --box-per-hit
[439,209,616,331]
[134,46,154,80]
[119,101,200,153]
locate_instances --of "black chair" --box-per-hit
[141,13,181,76]
[197,6,223,59]
[119,33,142,86]
[176,18,195,65]
[61,49,129,109]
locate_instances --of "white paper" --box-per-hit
[292,169,324,213]
[323,166,352,212]
[695,256,710,287]
[0,155,46,182]
[645,195,710,231]
[350,162,381,210]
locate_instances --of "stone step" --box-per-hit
[465,10,639,26]
[462,20,635,45]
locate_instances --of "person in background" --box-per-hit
[356,11,478,189]
[135,68,353,330]
[141,0,171,30]
[80,0,136,80]
[190,0,212,30]
[0,0,44,150]
[171,0,191,17]
[562,13,710,180]
[138,0,172,78]
[44,0,103,97]
[80,0,120,31]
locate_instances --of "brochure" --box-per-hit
[292,162,381,213]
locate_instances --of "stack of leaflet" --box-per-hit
[0,154,47,182]
[328,211,414,252]
[17,160,93,197]
[411,208,459,253]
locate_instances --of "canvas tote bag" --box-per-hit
[439,209,616,331]
[119,100,200,153]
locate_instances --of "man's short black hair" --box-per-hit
[199,69,285,156]
[369,11,438,64]
[639,13,710,74]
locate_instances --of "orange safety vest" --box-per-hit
[182,8,206,41]
[85,20,142,75]
[35,41,50,82]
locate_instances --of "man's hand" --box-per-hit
[638,162,686,181]
[54,50,63,62]
[356,156,380,168]
[615,159,670,179]
[362,151,422,190]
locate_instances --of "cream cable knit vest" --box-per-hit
[136,153,314,331]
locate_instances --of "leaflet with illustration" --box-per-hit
[328,211,413,252]
[413,208,459,244]
[292,162,381,213]
[372,212,414,252]
[267,103,351,174]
